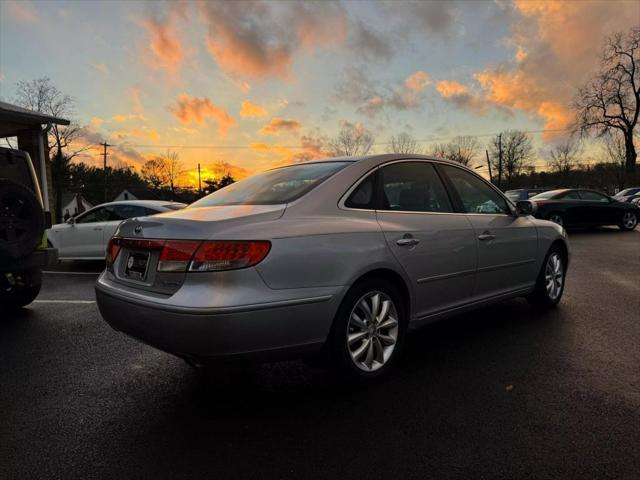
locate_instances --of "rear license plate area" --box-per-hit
[124,251,150,281]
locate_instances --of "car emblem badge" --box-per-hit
[127,256,134,269]
[134,225,142,235]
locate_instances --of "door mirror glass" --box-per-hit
[516,200,537,216]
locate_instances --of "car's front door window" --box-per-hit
[76,207,109,223]
[439,165,510,214]
[378,162,453,213]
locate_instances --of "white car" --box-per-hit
[48,200,187,260]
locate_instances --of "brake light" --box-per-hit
[189,241,271,272]
[158,240,201,272]
[106,237,122,265]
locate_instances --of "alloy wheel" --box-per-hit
[622,212,637,230]
[346,291,399,372]
[545,252,564,301]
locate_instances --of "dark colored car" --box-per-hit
[613,187,640,204]
[1,147,58,309]
[530,188,639,230]
[504,188,549,203]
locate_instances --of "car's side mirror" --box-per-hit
[66,217,76,225]
[516,200,537,216]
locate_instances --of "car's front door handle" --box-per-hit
[478,232,495,241]
[397,237,420,246]
[93,227,103,231]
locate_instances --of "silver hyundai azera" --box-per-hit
[95,154,569,381]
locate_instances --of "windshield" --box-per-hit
[189,161,350,207]
[530,190,565,200]
[616,188,639,196]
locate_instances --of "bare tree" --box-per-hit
[548,137,582,178]
[161,150,185,195]
[429,136,480,166]
[600,131,628,189]
[329,122,374,156]
[574,28,640,172]
[141,157,169,191]
[488,130,534,188]
[387,132,422,154]
[14,77,87,160]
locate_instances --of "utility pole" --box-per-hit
[101,141,111,202]
[197,163,202,195]
[485,149,493,183]
[497,133,503,189]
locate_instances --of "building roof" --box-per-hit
[0,100,70,137]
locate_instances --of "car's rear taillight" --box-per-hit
[106,237,122,265]
[189,241,271,272]
[106,237,270,273]
[157,240,201,272]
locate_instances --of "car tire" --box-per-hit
[327,277,406,383]
[0,178,45,260]
[619,211,638,231]
[1,268,42,310]
[527,246,566,311]
[547,212,563,227]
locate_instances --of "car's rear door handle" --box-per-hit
[478,231,495,241]
[397,237,420,246]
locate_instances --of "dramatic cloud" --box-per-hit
[436,80,488,115]
[112,127,159,142]
[198,0,347,79]
[259,117,302,135]
[384,0,459,38]
[348,20,395,62]
[474,0,640,139]
[240,100,268,118]
[5,0,37,23]
[251,130,331,167]
[168,94,237,136]
[335,68,431,116]
[90,117,104,127]
[139,2,186,74]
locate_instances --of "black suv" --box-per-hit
[1,146,58,308]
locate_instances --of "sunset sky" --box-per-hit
[1,0,638,185]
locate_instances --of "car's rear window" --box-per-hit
[189,161,350,207]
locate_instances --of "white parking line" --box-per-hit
[33,299,96,304]
[43,271,102,275]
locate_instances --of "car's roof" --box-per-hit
[93,200,187,209]
[278,153,474,169]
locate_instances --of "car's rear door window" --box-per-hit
[579,191,609,202]
[378,162,453,213]
[440,165,510,214]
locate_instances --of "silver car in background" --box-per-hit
[96,154,569,381]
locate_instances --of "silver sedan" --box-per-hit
[95,155,569,381]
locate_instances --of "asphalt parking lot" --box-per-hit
[1,228,639,479]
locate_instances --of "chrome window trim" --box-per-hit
[338,158,515,216]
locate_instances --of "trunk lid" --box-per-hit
[107,204,284,295]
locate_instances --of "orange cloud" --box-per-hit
[436,80,467,97]
[112,114,128,123]
[259,117,302,135]
[240,100,268,118]
[405,71,430,92]
[90,117,104,127]
[139,3,185,74]
[6,0,36,23]
[168,94,237,136]
[111,127,159,142]
[251,131,330,167]
[199,1,347,79]
[436,80,487,115]
[472,0,639,141]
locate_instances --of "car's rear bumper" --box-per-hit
[95,272,345,362]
